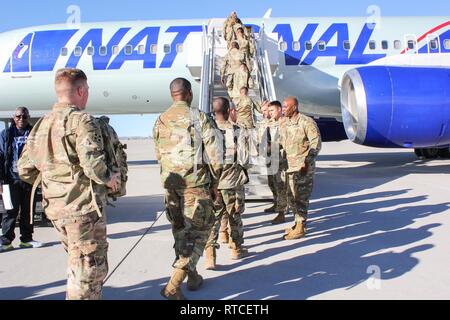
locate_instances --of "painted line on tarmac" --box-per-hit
[104,210,165,284]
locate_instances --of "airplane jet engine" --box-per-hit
[340,66,450,158]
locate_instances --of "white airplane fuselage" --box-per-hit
[1,17,450,148]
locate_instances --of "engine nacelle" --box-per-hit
[340,66,450,148]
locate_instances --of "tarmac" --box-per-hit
[1,139,449,300]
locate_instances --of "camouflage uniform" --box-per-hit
[267,118,288,214]
[233,96,262,130]
[233,95,262,162]
[230,68,254,100]
[237,36,256,59]
[153,101,223,272]
[257,118,270,145]
[223,19,246,45]
[18,103,111,300]
[206,120,248,250]
[280,113,322,224]
[221,48,250,97]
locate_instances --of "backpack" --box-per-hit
[96,116,128,200]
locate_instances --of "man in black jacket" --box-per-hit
[0,107,42,252]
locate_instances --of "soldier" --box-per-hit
[221,42,250,97]
[280,97,322,240]
[223,12,240,44]
[204,97,249,270]
[266,101,288,224]
[223,12,245,46]
[233,87,269,165]
[18,68,120,300]
[153,78,223,300]
[233,87,268,130]
[236,27,255,59]
[230,64,254,100]
[256,102,271,156]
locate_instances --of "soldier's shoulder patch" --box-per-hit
[76,113,99,133]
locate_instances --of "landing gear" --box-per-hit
[438,148,450,158]
[415,148,450,159]
[414,149,423,158]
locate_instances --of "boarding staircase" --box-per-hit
[198,19,278,199]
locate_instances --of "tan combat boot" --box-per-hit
[187,269,204,291]
[231,246,249,260]
[160,269,188,300]
[271,212,286,225]
[284,223,307,240]
[204,247,217,271]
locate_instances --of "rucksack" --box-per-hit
[96,116,128,200]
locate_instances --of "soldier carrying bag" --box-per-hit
[96,116,128,200]
[28,113,128,223]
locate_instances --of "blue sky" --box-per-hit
[1,0,449,136]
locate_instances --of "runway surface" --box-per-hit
[1,139,449,300]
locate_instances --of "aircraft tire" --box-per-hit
[421,148,439,159]
[438,148,450,159]
[414,149,424,158]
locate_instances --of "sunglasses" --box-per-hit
[15,114,29,119]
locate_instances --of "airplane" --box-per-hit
[0,14,449,159]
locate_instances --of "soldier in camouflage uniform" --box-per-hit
[236,27,255,59]
[233,87,267,130]
[257,103,271,144]
[223,12,242,45]
[265,102,288,224]
[153,78,223,300]
[230,64,254,100]
[18,68,120,300]
[204,97,250,270]
[223,12,250,47]
[221,42,250,98]
[232,87,268,165]
[280,97,322,240]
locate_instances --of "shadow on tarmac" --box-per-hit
[0,280,66,300]
[4,151,448,300]
[101,151,449,300]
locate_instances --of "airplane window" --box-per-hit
[112,46,119,55]
[61,47,68,56]
[150,44,158,54]
[318,41,326,51]
[305,41,312,51]
[444,39,450,50]
[138,45,145,55]
[382,41,389,50]
[164,44,171,54]
[74,46,83,57]
[408,40,416,50]
[369,41,376,50]
[99,46,107,56]
[343,40,351,51]
[430,40,439,50]
[292,41,300,51]
[125,45,133,55]
[87,47,94,56]
[176,44,184,53]
[394,40,402,50]
[279,41,288,52]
